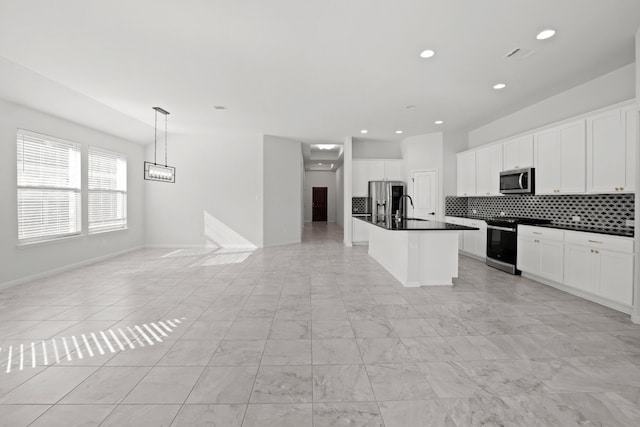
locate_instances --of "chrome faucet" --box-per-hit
[396,195,414,220]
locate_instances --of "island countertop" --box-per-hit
[355,215,479,231]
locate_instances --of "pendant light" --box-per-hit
[144,107,175,182]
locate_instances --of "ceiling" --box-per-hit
[0,0,638,145]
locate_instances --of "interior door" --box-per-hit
[412,170,437,220]
[312,187,328,221]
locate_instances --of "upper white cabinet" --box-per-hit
[586,106,636,193]
[534,120,586,194]
[456,151,476,196]
[352,159,404,197]
[384,160,403,181]
[476,144,503,196]
[502,135,533,170]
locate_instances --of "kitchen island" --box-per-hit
[356,215,478,287]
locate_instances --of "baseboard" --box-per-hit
[521,272,632,315]
[0,245,144,291]
[458,251,486,263]
[631,313,640,325]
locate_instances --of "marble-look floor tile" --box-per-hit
[123,366,203,404]
[441,396,525,427]
[388,318,439,337]
[250,365,312,403]
[224,320,272,340]
[366,363,436,400]
[262,339,311,365]
[444,335,510,360]
[313,402,383,427]
[100,404,181,427]
[312,321,355,339]
[187,366,257,404]
[208,339,265,366]
[312,339,362,364]
[378,400,455,427]
[0,404,50,427]
[171,404,245,427]
[60,366,150,404]
[351,319,396,338]
[29,404,114,427]
[357,338,413,364]
[157,339,220,366]
[313,365,375,402]
[402,337,462,362]
[243,403,313,427]
[0,367,97,404]
[417,362,487,398]
[269,320,311,339]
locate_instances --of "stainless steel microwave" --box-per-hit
[499,167,534,194]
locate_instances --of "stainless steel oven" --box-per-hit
[486,223,519,274]
[485,217,551,275]
[500,167,534,194]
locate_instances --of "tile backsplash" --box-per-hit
[445,194,634,232]
[352,197,369,213]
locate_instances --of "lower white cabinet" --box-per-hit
[564,230,634,306]
[445,216,486,258]
[352,218,370,244]
[518,226,634,309]
[517,226,564,283]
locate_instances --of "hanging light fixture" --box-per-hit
[144,107,175,183]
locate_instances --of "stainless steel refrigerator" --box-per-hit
[368,181,406,217]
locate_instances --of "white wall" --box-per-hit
[336,165,344,228]
[633,29,640,325]
[0,98,145,287]
[343,137,353,246]
[145,131,264,248]
[469,63,636,147]
[401,132,445,220]
[263,135,303,247]
[353,139,402,159]
[304,171,337,222]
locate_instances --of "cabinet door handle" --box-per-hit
[534,239,540,243]
[588,240,603,244]
[533,232,542,235]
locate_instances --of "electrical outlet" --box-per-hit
[625,219,635,227]
[472,209,477,214]
[572,216,581,222]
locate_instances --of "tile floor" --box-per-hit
[0,222,639,426]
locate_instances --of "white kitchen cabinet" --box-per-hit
[517,226,564,283]
[564,231,634,306]
[476,144,503,196]
[384,160,403,181]
[586,106,636,193]
[352,159,404,197]
[352,160,369,197]
[352,218,370,244]
[534,120,586,194]
[456,151,476,196]
[462,219,486,259]
[502,135,534,170]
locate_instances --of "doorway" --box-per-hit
[412,170,438,220]
[312,187,328,221]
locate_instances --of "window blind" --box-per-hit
[17,130,82,243]
[88,147,127,234]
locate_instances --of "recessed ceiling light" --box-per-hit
[331,164,335,168]
[536,29,556,40]
[316,144,338,150]
[406,105,416,110]
[318,163,322,165]
[395,130,403,134]
[434,120,443,125]
[419,49,436,58]
[493,83,507,90]
[360,129,368,134]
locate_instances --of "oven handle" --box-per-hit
[518,173,524,189]
[487,225,517,232]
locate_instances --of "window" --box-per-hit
[17,130,82,243]
[88,147,127,234]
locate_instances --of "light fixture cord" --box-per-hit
[164,113,168,166]
[154,108,158,165]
